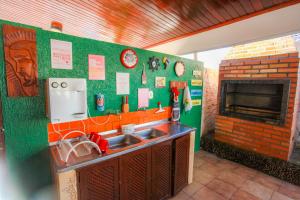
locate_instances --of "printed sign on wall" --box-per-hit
[191,79,202,86]
[3,24,39,97]
[138,88,149,108]
[191,89,202,97]
[193,70,202,77]
[51,39,72,69]
[155,77,166,88]
[116,72,130,95]
[88,55,105,80]
[192,99,202,106]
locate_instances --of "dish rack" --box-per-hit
[56,131,102,163]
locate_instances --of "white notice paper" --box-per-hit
[116,72,130,95]
[51,39,73,69]
[138,88,149,108]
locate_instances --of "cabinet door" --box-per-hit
[151,140,172,200]
[77,158,119,200]
[173,134,190,195]
[120,147,151,200]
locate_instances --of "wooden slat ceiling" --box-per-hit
[0,0,299,48]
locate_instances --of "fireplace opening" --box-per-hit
[219,80,290,125]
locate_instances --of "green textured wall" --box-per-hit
[0,19,203,170]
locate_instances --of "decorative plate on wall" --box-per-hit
[174,61,185,77]
[120,49,138,69]
[148,56,160,71]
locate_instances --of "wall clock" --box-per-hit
[120,49,138,69]
[174,61,185,77]
[148,56,160,71]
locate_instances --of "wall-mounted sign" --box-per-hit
[192,99,202,106]
[191,79,202,86]
[191,89,202,97]
[120,49,138,69]
[3,24,39,97]
[193,70,202,78]
[116,72,130,95]
[138,88,149,108]
[170,81,187,89]
[51,39,72,69]
[155,77,166,88]
[88,54,105,80]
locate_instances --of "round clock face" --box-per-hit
[152,61,157,67]
[120,49,138,69]
[175,61,185,77]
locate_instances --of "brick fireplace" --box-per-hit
[215,52,300,160]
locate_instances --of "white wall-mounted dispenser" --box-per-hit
[46,78,87,124]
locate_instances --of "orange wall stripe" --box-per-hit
[48,107,171,143]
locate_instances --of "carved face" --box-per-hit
[9,41,37,88]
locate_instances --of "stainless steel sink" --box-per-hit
[107,134,142,150]
[135,129,166,140]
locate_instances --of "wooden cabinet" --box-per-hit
[120,147,151,200]
[77,158,119,200]
[151,140,172,200]
[173,134,190,195]
[75,134,190,200]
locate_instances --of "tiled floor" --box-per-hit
[171,150,300,200]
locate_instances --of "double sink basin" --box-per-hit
[56,128,167,163]
[107,129,166,150]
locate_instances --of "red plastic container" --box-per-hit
[89,132,101,144]
[99,139,108,153]
[89,132,108,153]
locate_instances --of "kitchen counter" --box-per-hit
[50,120,196,173]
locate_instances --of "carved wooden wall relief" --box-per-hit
[3,24,38,97]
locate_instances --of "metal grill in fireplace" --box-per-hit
[219,80,290,126]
